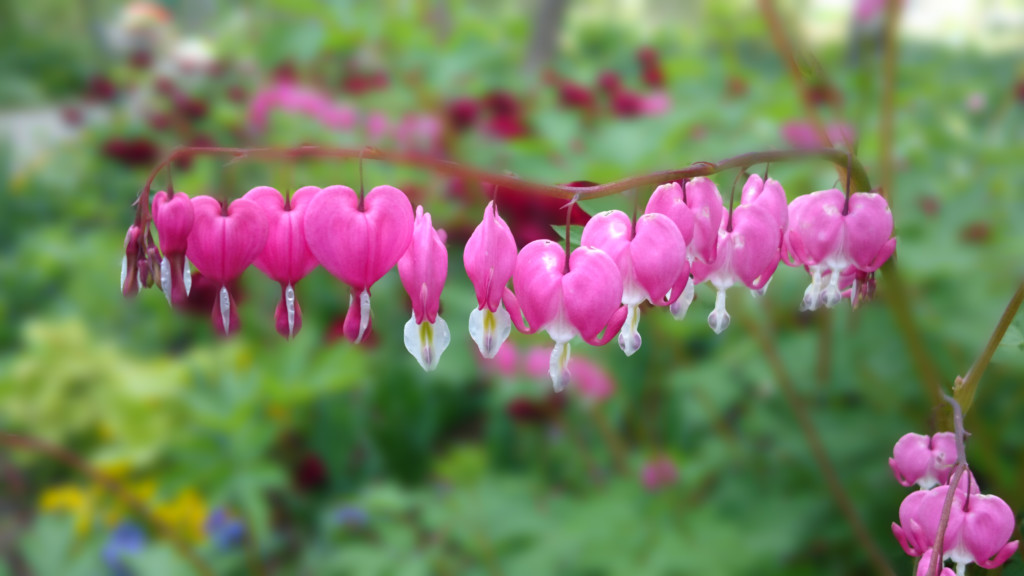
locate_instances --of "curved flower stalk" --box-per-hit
[889,432,957,490]
[784,189,896,310]
[740,174,788,297]
[502,240,627,390]
[152,190,194,306]
[243,185,321,339]
[580,210,688,356]
[691,203,781,334]
[397,206,450,371]
[304,185,414,343]
[644,178,723,319]
[464,201,518,358]
[186,197,268,334]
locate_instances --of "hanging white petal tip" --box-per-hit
[219,286,231,334]
[120,255,128,292]
[183,257,192,296]
[160,257,172,305]
[549,341,571,392]
[285,284,296,339]
[617,305,642,356]
[356,289,372,343]
[669,277,695,321]
[708,289,730,334]
[404,313,451,371]
[469,304,512,359]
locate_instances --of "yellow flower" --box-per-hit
[153,490,208,544]
[39,484,94,535]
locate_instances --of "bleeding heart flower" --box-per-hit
[740,174,788,298]
[152,190,194,307]
[580,210,688,356]
[242,186,321,339]
[397,206,450,371]
[692,203,781,334]
[889,432,958,490]
[784,189,896,310]
[120,225,143,298]
[464,201,517,358]
[186,197,269,334]
[904,484,1019,573]
[304,185,414,343]
[645,179,723,319]
[502,240,627,390]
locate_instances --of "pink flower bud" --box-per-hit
[304,185,414,343]
[464,202,517,358]
[186,197,269,335]
[243,186,321,339]
[641,457,677,491]
[398,206,450,371]
[152,190,195,307]
[581,210,688,355]
[503,240,627,390]
[889,432,957,489]
[120,225,143,298]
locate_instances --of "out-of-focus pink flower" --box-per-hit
[638,91,671,115]
[641,457,677,491]
[637,47,665,89]
[396,114,443,153]
[484,342,520,376]
[366,112,392,143]
[445,98,480,132]
[781,121,857,149]
[568,356,614,402]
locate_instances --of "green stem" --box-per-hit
[953,281,1024,416]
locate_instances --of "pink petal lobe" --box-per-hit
[152,190,194,255]
[631,213,686,304]
[464,202,517,311]
[398,206,448,324]
[512,240,566,332]
[563,246,624,342]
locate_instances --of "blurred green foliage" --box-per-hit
[2,1,1024,575]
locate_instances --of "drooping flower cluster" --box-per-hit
[122,173,896,388]
[889,431,1018,575]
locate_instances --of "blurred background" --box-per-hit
[2,0,1024,574]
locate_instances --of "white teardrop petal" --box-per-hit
[219,286,231,334]
[549,341,571,392]
[120,255,128,292]
[708,289,730,334]
[669,276,695,320]
[285,283,296,338]
[160,257,172,305]
[183,257,192,296]
[617,305,642,356]
[469,303,512,359]
[404,313,451,372]
[356,289,371,343]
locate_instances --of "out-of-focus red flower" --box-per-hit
[61,107,83,127]
[597,71,622,95]
[726,76,748,98]
[611,90,644,117]
[273,62,298,83]
[919,196,940,216]
[226,85,247,103]
[483,91,521,118]
[637,47,665,89]
[103,137,159,166]
[558,81,595,110]
[486,182,591,246]
[293,454,328,491]
[154,76,177,97]
[175,95,208,121]
[173,134,216,170]
[961,222,990,244]
[804,82,842,107]
[1015,79,1024,103]
[445,98,480,132]
[505,393,565,425]
[485,114,531,139]
[342,70,389,94]
[86,75,117,102]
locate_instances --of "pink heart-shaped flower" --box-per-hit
[187,196,268,284]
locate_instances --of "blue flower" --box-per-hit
[332,505,369,529]
[102,522,146,576]
[204,508,245,549]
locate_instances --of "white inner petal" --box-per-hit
[670,276,695,321]
[549,340,571,392]
[183,257,192,296]
[285,283,296,338]
[750,276,771,298]
[160,257,172,305]
[120,255,127,292]
[617,305,642,356]
[822,270,842,308]
[403,313,451,371]
[800,267,824,312]
[219,286,231,334]
[708,288,730,334]
[357,289,371,343]
[469,303,512,359]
